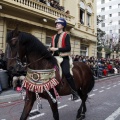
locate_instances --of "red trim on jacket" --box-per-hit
[51,32,67,48]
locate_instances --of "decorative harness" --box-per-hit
[22,68,59,93]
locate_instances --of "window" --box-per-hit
[80,1,86,25]
[118,12,120,16]
[101,0,105,4]
[109,20,112,25]
[86,6,92,27]
[118,20,120,25]
[109,6,112,9]
[46,36,52,45]
[101,7,105,11]
[101,23,105,27]
[110,30,112,33]
[101,15,105,20]
[87,13,91,27]
[80,9,85,24]
[119,29,120,33]
[118,4,120,8]
[109,14,112,17]
[80,45,88,56]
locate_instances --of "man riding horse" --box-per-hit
[49,18,79,100]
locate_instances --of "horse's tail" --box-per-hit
[87,74,95,93]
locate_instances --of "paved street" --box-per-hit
[0,76,120,120]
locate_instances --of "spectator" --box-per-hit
[0,49,6,70]
[10,61,26,90]
[66,10,70,15]
[46,0,51,6]
[39,0,46,4]
[74,55,79,61]
[50,0,54,7]
[107,63,113,73]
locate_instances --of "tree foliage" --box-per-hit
[97,15,106,52]
[114,41,120,53]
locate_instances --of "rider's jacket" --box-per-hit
[51,32,71,57]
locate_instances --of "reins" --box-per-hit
[25,53,48,68]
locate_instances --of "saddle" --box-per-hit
[55,56,74,78]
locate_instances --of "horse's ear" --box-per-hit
[13,25,19,37]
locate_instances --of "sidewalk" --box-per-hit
[0,74,120,104]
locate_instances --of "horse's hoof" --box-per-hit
[76,114,85,120]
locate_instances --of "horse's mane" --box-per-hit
[7,31,57,66]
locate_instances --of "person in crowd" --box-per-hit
[39,0,46,4]
[10,61,26,91]
[74,55,79,61]
[49,17,79,100]
[0,49,6,70]
[65,10,70,14]
[107,62,113,73]
[46,0,51,6]
[50,0,54,7]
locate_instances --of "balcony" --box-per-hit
[0,0,75,28]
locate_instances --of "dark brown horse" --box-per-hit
[6,28,94,120]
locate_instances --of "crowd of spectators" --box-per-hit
[0,49,26,94]
[71,55,120,78]
[39,0,65,11]
[0,48,120,94]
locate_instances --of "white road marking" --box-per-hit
[101,86,105,88]
[58,102,61,104]
[75,99,81,102]
[99,90,104,93]
[113,85,117,87]
[1,119,6,120]
[93,89,98,91]
[89,94,95,97]
[58,104,68,109]
[106,87,111,90]
[30,109,38,113]
[118,83,120,85]
[105,107,120,120]
[29,113,45,119]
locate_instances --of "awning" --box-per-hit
[80,1,86,10]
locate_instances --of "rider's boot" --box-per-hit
[66,76,79,100]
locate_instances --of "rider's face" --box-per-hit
[56,23,64,31]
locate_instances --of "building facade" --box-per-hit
[97,0,120,45]
[0,0,97,57]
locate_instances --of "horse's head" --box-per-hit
[6,27,26,72]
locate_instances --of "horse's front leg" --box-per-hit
[20,91,36,120]
[47,90,59,120]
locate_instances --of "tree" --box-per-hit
[114,40,120,53]
[97,15,106,52]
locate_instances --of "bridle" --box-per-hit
[6,37,20,61]
[7,36,48,68]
